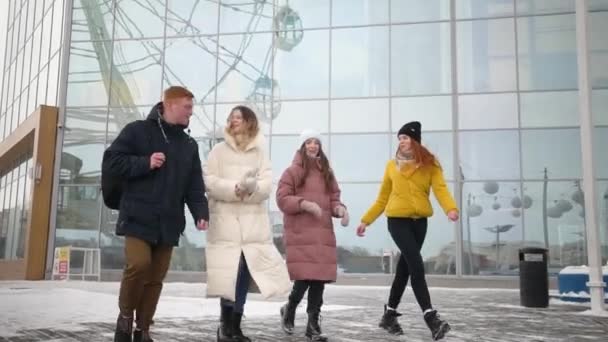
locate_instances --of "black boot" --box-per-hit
[114,314,133,342]
[231,312,251,342]
[424,309,451,341]
[133,329,153,342]
[217,305,233,342]
[305,311,328,342]
[379,305,404,335]
[280,301,297,335]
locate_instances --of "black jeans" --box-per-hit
[387,217,432,312]
[288,280,325,313]
[220,253,251,314]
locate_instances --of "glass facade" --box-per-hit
[1,0,607,276]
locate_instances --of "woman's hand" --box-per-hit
[356,223,368,237]
[447,210,459,222]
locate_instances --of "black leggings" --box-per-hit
[387,217,432,312]
[288,280,325,314]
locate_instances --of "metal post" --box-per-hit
[575,0,606,314]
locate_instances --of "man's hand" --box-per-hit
[196,219,208,231]
[150,152,166,170]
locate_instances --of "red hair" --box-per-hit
[409,139,439,168]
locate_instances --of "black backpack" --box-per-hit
[101,121,156,210]
[101,149,123,210]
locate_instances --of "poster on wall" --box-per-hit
[53,247,70,280]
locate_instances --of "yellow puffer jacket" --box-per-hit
[361,160,458,225]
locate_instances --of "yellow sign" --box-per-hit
[53,247,71,280]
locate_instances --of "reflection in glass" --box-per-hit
[61,108,108,184]
[331,134,390,182]
[591,12,608,88]
[67,41,112,106]
[598,181,608,264]
[163,37,217,104]
[457,18,516,92]
[271,100,328,134]
[517,14,577,91]
[331,98,389,133]
[520,91,578,128]
[331,26,389,98]
[218,0,274,33]
[593,89,608,126]
[166,0,218,37]
[332,0,389,27]
[462,182,523,275]
[459,93,518,129]
[391,23,451,96]
[523,180,587,270]
[216,34,274,102]
[392,96,452,132]
[521,129,582,180]
[595,127,608,179]
[422,132,455,181]
[110,39,164,106]
[460,130,520,180]
[456,0,514,19]
[391,0,450,23]
[71,0,114,41]
[516,0,573,16]
[114,0,166,39]
[274,30,329,99]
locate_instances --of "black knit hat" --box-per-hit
[398,121,422,143]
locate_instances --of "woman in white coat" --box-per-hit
[203,105,291,342]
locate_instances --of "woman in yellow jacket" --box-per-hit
[356,121,458,341]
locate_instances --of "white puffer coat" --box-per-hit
[203,129,291,301]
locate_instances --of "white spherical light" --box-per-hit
[522,195,533,209]
[511,196,522,209]
[483,181,499,195]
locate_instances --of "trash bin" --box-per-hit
[519,247,549,308]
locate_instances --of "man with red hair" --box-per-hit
[103,86,209,342]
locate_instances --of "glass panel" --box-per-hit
[331,26,389,98]
[274,0,330,29]
[163,37,217,103]
[50,0,64,56]
[423,182,458,275]
[170,212,206,271]
[189,104,215,146]
[21,39,32,93]
[456,0,515,19]
[521,91,579,128]
[30,25,41,81]
[114,0,166,39]
[14,161,26,258]
[55,185,100,249]
[391,23,451,96]
[332,183,392,274]
[40,7,52,68]
[106,106,149,141]
[331,134,390,182]
[2,169,15,259]
[271,100,328,134]
[459,93,518,129]
[391,96,452,132]
[523,180,587,271]
[590,0,608,11]
[216,33,274,102]
[270,134,329,182]
[218,0,274,33]
[332,0,389,27]
[46,52,60,106]
[100,205,124,269]
[462,181,523,275]
[457,18,517,93]
[66,41,111,106]
[521,129,582,180]
[590,12,608,88]
[331,98,389,133]
[598,180,608,266]
[166,0,218,37]
[71,0,114,41]
[595,127,608,179]
[61,107,108,184]
[459,130,521,180]
[37,65,47,105]
[214,103,271,136]
[0,175,6,258]
[274,29,329,99]
[110,39,164,106]
[516,0,573,15]
[517,14,577,91]
[593,89,608,125]
[422,132,455,181]
[391,0,450,23]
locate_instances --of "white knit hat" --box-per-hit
[299,129,322,147]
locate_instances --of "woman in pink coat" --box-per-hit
[276,129,349,342]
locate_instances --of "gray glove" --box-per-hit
[237,168,258,194]
[301,200,322,218]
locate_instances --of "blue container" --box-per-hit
[557,266,608,303]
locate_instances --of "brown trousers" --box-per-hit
[118,236,173,331]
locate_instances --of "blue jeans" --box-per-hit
[220,253,251,314]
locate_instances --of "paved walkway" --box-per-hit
[1,281,607,341]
